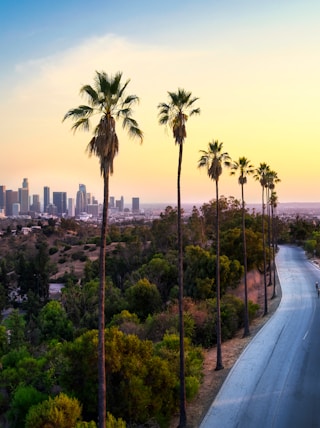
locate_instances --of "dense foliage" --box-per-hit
[0,197,293,427]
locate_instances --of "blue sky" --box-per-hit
[1,1,320,206]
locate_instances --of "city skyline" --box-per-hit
[1,2,320,204]
[0,178,142,216]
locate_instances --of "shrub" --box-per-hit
[25,393,82,428]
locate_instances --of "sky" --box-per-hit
[1,0,320,207]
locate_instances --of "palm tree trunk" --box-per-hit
[262,188,268,316]
[241,183,250,337]
[177,143,186,428]
[98,171,109,428]
[267,189,272,286]
[215,180,224,370]
[271,204,277,299]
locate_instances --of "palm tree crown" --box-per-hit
[230,156,255,183]
[198,140,231,182]
[254,162,271,196]
[158,88,200,145]
[63,70,143,176]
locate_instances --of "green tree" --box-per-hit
[230,156,255,336]
[63,70,143,428]
[5,309,26,349]
[8,385,47,428]
[254,162,270,316]
[25,392,82,428]
[38,300,74,342]
[198,140,230,370]
[125,278,162,321]
[134,254,177,302]
[158,89,200,428]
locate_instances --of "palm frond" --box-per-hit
[71,117,90,132]
[62,105,93,122]
[80,85,99,106]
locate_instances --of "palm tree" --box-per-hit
[158,88,200,428]
[198,140,230,370]
[266,171,280,298]
[230,156,255,337]
[63,70,143,428]
[269,190,279,298]
[254,163,270,316]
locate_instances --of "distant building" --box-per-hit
[0,185,6,216]
[5,190,18,216]
[87,204,99,217]
[76,184,87,215]
[19,178,29,214]
[30,194,41,213]
[43,186,50,212]
[132,197,140,213]
[47,203,58,216]
[68,198,75,217]
[110,196,115,208]
[53,192,67,216]
[12,203,20,217]
[116,196,124,212]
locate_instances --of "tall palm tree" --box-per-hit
[198,140,230,370]
[266,170,280,298]
[254,163,270,316]
[158,89,200,428]
[269,190,279,298]
[265,170,280,287]
[63,70,143,428]
[230,157,255,337]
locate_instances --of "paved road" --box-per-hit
[200,245,320,428]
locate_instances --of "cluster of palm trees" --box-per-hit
[63,70,280,428]
[198,147,280,381]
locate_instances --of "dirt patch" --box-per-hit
[170,271,281,428]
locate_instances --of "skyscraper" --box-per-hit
[43,186,50,212]
[132,197,140,213]
[19,178,29,214]
[116,196,124,212]
[53,192,67,216]
[30,195,41,213]
[68,198,75,217]
[5,190,18,216]
[76,184,87,215]
[0,185,6,215]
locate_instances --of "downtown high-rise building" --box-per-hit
[68,198,75,217]
[5,190,18,216]
[116,196,124,212]
[0,185,6,215]
[43,186,50,212]
[76,184,87,215]
[53,192,67,216]
[19,178,29,214]
[132,197,140,213]
[30,195,41,213]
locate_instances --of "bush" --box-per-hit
[49,246,58,255]
[8,385,47,428]
[25,393,82,428]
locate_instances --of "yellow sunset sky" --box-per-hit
[1,1,320,207]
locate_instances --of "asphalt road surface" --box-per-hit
[200,245,320,428]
